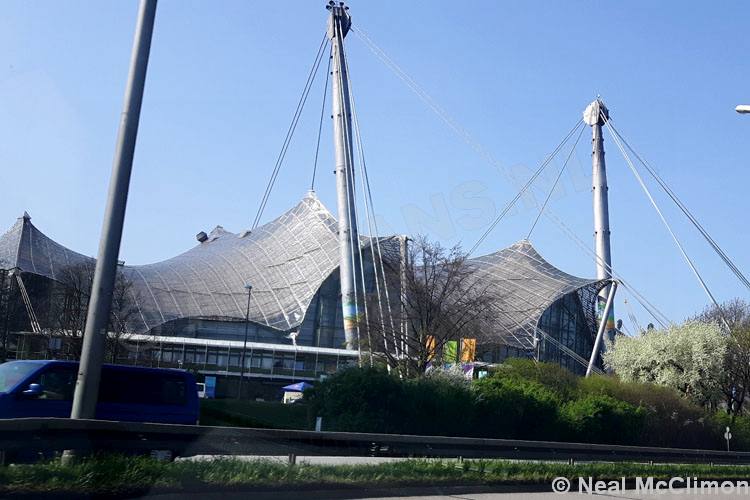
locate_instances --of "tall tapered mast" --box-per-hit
[328,1,359,350]
[584,98,616,348]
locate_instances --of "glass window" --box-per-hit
[34,366,77,401]
[216,353,228,368]
[98,368,187,406]
[0,361,39,393]
[229,353,241,367]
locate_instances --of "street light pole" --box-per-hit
[70,0,157,421]
[238,284,253,399]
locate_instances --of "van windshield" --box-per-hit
[0,361,40,393]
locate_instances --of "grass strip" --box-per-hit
[1,455,750,497]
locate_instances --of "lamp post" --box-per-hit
[70,0,157,421]
[238,283,253,399]
[736,105,750,114]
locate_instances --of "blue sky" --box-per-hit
[0,1,748,331]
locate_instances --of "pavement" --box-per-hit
[178,454,409,465]
[363,491,744,499]
[142,486,748,499]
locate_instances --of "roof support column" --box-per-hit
[586,281,617,377]
[584,99,616,356]
[327,2,360,351]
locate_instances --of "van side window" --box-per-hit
[33,367,77,401]
[99,369,187,406]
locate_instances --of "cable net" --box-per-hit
[0,200,605,353]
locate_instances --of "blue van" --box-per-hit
[0,360,200,425]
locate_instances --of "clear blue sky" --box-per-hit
[1,1,748,331]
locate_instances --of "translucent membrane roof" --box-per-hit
[467,242,607,349]
[0,196,605,348]
[0,195,341,335]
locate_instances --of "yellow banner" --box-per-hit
[426,335,436,361]
[460,338,476,362]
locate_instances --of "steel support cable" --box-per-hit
[354,24,612,287]
[349,91,391,364]
[606,120,750,293]
[351,185,373,365]
[338,41,375,366]
[347,138,372,365]
[343,30,399,367]
[352,25,671,339]
[252,33,329,230]
[602,114,731,332]
[536,328,604,374]
[310,48,332,191]
[557,216,671,329]
[343,36,399,365]
[612,123,750,291]
[15,274,41,334]
[469,120,585,256]
[526,124,586,240]
[542,209,672,329]
[350,100,400,363]
[623,296,644,335]
[353,25,517,180]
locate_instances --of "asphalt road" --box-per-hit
[144,488,745,499]
[178,455,411,465]
[365,491,741,499]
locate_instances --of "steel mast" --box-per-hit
[328,1,359,350]
[584,98,617,363]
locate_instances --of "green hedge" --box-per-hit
[304,361,750,450]
[473,376,561,440]
[304,367,407,433]
[562,395,645,444]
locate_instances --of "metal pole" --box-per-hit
[583,98,616,349]
[586,281,617,377]
[238,284,252,399]
[70,0,157,420]
[327,2,359,351]
[399,235,409,373]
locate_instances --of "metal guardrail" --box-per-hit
[1,418,749,465]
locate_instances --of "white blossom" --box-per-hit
[604,321,728,405]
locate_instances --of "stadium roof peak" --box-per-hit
[0,197,604,349]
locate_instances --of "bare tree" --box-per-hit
[42,262,140,362]
[360,236,495,377]
[695,298,750,417]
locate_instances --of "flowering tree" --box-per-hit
[695,299,750,416]
[604,320,728,407]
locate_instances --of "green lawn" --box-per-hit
[1,456,750,497]
[199,399,309,429]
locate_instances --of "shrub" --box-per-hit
[562,394,645,444]
[305,367,475,436]
[579,375,721,448]
[304,367,405,433]
[492,358,579,401]
[713,413,750,451]
[303,365,740,450]
[472,375,562,440]
[401,376,475,437]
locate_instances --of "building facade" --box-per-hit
[0,194,608,394]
